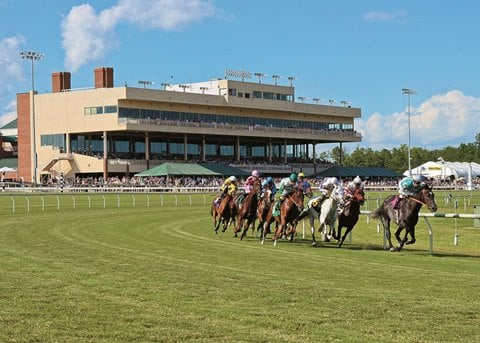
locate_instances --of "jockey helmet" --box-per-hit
[266,176,273,183]
[228,176,237,183]
[412,175,423,183]
[353,176,362,184]
[298,172,305,178]
[252,170,259,177]
[329,177,339,185]
[289,173,298,182]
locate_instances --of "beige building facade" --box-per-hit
[17,67,361,184]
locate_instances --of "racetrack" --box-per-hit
[0,193,479,342]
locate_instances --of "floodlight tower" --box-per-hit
[272,74,281,85]
[402,88,417,176]
[254,72,266,84]
[138,80,153,88]
[20,50,44,186]
[287,76,296,87]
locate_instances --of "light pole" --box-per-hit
[402,88,417,176]
[21,50,44,186]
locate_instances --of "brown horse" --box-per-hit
[255,187,273,238]
[334,188,365,248]
[235,181,261,240]
[371,184,437,251]
[261,187,304,246]
[211,194,235,234]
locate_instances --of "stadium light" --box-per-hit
[402,88,417,176]
[328,99,336,106]
[254,72,267,84]
[20,50,44,186]
[138,80,153,88]
[287,76,296,87]
[272,75,281,85]
[161,82,171,90]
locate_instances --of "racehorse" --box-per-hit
[261,187,304,246]
[255,188,272,238]
[211,194,235,234]
[371,184,438,252]
[317,185,343,243]
[334,188,364,248]
[235,181,261,240]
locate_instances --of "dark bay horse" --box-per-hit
[235,181,261,240]
[371,184,437,252]
[211,194,235,234]
[261,187,304,246]
[334,188,365,248]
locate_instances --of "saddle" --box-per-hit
[390,196,403,209]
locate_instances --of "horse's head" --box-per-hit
[353,188,365,204]
[290,187,304,211]
[417,184,438,212]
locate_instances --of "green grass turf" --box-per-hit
[0,192,479,342]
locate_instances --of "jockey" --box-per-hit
[392,175,423,208]
[237,170,260,206]
[221,175,238,196]
[215,175,238,206]
[344,176,365,202]
[261,176,277,201]
[297,172,313,198]
[298,177,340,219]
[244,170,260,194]
[272,173,298,217]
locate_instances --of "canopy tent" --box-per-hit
[0,166,17,172]
[406,161,480,180]
[135,162,221,177]
[199,162,249,177]
[314,166,402,178]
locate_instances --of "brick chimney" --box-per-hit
[52,72,71,93]
[94,67,114,88]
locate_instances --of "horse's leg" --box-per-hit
[261,220,269,244]
[338,226,352,248]
[382,218,395,252]
[394,227,405,251]
[273,222,285,246]
[240,217,252,240]
[405,227,416,245]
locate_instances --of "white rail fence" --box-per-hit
[2,190,479,256]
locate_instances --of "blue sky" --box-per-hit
[1,0,479,153]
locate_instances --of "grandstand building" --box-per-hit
[16,67,361,183]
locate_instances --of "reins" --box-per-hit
[287,191,304,210]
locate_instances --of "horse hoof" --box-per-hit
[389,247,397,252]
[312,242,317,247]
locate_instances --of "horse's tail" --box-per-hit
[370,206,384,219]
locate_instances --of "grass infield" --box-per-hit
[0,192,479,342]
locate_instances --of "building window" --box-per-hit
[253,91,262,99]
[84,106,104,115]
[263,92,274,100]
[104,105,118,113]
[228,88,237,96]
[40,134,65,150]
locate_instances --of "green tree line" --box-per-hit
[320,133,480,173]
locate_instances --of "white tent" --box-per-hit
[0,166,17,172]
[404,161,480,189]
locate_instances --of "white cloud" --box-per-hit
[61,0,219,72]
[363,10,406,23]
[356,90,480,150]
[0,109,16,128]
[0,35,26,98]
